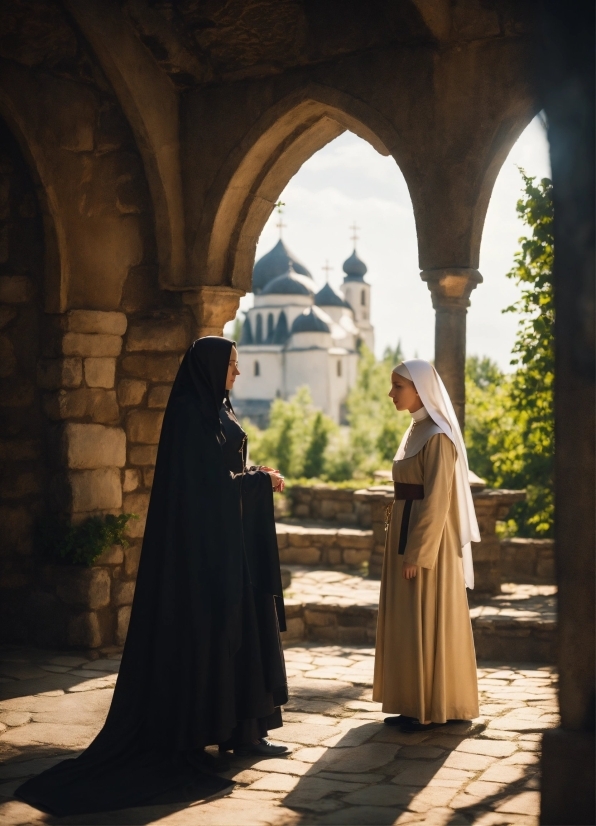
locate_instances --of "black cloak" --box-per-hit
[16,336,288,816]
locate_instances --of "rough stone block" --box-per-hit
[89,390,119,424]
[69,468,122,512]
[0,439,40,461]
[116,605,132,645]
[0,505,34,555]
[122,354,179,381]
[326,549,341,565]
[129,445,158,465]
[0,335,15,377]
[304,609,337,627]
[0,471,41,499]
[112,579,135,607]
[143,468,155,488]
[96,544,124,565]
[293,504,309,518]
[65,310,127,336]
[279,546,321,565]
[62,333,123,358]
[343,549,371,566]
[37,358,83,390]
[337,530,373,549]
[84,358,116,388]
[117,379,147,406]
[0,306,17,329]
[44,388,88,420]
[0,276,33,303]
[56,567,111,609]
[126,410,164,444]
[67,611,103,648]
[63,423,126,469]
[122,468,140,492]
[123,492,149,537]
[126,318,189,352]
[282,618,305,640]
[124,543,142,577]
[147,385,171,408]
[275,528,289,548]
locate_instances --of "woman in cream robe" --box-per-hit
[373,361,479,728]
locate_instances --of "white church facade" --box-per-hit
[231,238,374,425]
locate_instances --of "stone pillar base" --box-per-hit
[541,728,595,824]
[183,286,245,339]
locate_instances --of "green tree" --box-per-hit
[464,172,554,537]
[303,411,332,478]
[496,171,554,535]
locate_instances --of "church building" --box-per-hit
[231,236,374,425]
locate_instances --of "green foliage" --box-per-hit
[346,345,410,474]
[464,171,554,537]
[38,513,137,567]
[247,387,337,478]
[303,411,332,478]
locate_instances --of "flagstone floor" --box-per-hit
[0,643,558,825]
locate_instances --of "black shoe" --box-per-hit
[384,715,417,727]
[399,720,446,732]
[233,738,290,757]
[201,749,231,772]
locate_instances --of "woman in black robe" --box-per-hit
[16,336,288,816]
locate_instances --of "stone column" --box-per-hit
[183,286,245,339]
[421,268,483,428]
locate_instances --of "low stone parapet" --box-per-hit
[276,522,373,567]
[500,537,555,584]
[288,485,372,527]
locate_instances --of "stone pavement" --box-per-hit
[283,568,557,661]
[0,644,558,825]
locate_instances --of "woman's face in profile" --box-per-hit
[389,371,421,412]
[226,345,241,390]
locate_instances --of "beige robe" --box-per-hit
[373,431,479,723]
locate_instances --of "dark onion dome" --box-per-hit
[261,264,316,297]
[291,306,331,335]
[342,248,368,281]
[315,282,350,309]
[273,311,289,344]
[252,239,312,293]
[239,316,253,345]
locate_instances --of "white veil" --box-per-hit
[394,359,480,589]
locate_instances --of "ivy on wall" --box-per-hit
[37,514,137,567]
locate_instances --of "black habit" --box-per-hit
[16,336,288,816]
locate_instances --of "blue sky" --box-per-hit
[229,116,551,371]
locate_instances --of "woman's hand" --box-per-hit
[266,470,285,492]
[402,564,418,579]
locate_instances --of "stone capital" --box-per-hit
[421,268,483,311]
[182,286,245,339]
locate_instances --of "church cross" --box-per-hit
[322,260,333,282]
[275,200,286,239]
[350,221,360,249]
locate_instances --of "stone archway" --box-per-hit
[198,86,405,295]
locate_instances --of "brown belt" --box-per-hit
[393,483,424,555]
[394,483,424,500]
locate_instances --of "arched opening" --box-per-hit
[336,360,342,378]
[202,90,399,293]
[267,312,275,341]
[255,313,263,344]
[254,360,260,377]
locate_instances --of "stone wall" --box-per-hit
[26,309,192,649]
[288,484,372,527]
[500,537,555,584]
[276,523,372,568]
